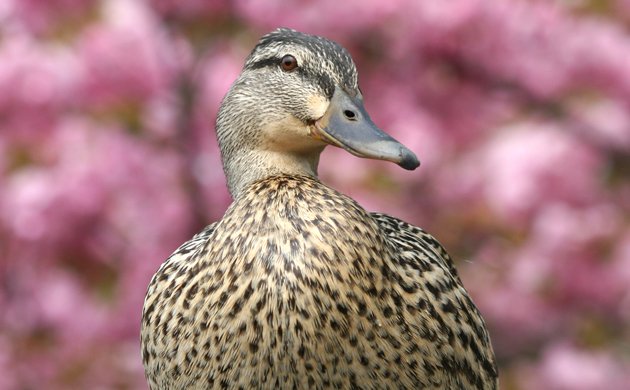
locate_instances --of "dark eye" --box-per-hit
[280,55,298,72]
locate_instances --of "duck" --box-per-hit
[141,28,498,389]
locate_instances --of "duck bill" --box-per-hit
[313,87,419,170]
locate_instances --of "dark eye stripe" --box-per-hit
[247,57,280,70]
[245,57,334,98]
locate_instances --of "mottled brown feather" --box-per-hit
[141,175,498,389]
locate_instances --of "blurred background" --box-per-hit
[1,0,630,389]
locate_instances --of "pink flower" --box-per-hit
[152,0,229,19]
[0,33,81,143]
[478,122,603,222]
[76,0,184,108]
[519,342,630,390]
[568,97,630,150]
[4,0,94,34]
[1,0,630,387]
[234,0,408,34]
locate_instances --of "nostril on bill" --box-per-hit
[343,110,357,121]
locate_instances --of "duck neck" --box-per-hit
[222,149,322,199]
[216,82,327,199]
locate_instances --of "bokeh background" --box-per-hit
[1,0,630,388]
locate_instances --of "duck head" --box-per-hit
[217,28,419,198]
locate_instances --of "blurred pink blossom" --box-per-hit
[77,0,184,108]
[617,0,630,15]
[234,0,408,34]
[569,97,630,149]
[4,0,95,34]
[479,122,603,222]
[151,0,229,19]
[519,342,630,390]
[1,0,630,388]
[0,34,81,142]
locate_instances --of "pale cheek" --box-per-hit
[260,115,311,147]
[306,95,329,119]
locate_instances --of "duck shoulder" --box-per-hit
[371,211,498,384]
[370,212,462,284]
[141,222,217,389]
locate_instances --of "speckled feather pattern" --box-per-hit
[141,175,498,389]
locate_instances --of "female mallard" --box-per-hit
[141,28,498,389]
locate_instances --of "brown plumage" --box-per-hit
[141,28,498,389]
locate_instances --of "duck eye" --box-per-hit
[280,55,298,72]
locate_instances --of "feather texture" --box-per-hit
[141,175,498,389]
